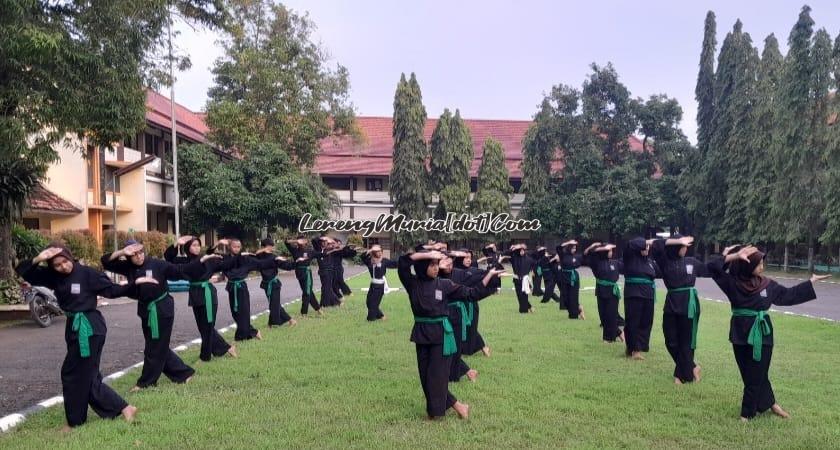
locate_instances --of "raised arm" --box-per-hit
[15,248,62,288]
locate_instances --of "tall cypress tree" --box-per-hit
[745,34,783,242]
[429,109,472,221]
[820,32,840,247]
[720,22,760,242]
[390,73,429,247]
[472,138,512,241]
[429,108,454,213]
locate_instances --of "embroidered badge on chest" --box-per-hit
[70,283,81,295]
[760,289,768,298]
[686,264,694,275]
[145,270,153,278]
[434,289,442,301]
[610,264,615,271]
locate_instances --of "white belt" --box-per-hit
[370,278,386,285]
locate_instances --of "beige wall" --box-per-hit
[44,136,87,215]
[121,170,147,231]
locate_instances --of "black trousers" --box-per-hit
[733,344,776,418]
[226,281,259,341]
[416,343,457,417]
[189,285,230,361]
[560,282,581,318]
[541,273,562,303]
[366,284,385,320]
[295,268,320,314]
[513,278,532,313]
[663,313,697,382]
[463,303,486,355]
[264,282,292,326]
[624,296,654,354]
[337,270,352,295]
[596,294,622,341]
[448,306,471,382]
[319,270,339,307]
[62,333,128,426]
[136,308,195,387]
[532,269,544,295]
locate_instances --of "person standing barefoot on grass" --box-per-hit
[622,237,660,360]
[398,249,504,420]
[254,238,299,329]
[361,244,398,321]
[558,240,585,320]
[709,245,830,421]
[17,245,157,429]
[584,243,624,343]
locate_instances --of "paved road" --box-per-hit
[0,265,367,417]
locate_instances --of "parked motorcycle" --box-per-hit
[22,283,62,327]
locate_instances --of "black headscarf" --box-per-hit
[664,233,685,260]
[453,249,472,269]
[730,250,770,295]
[46,242,74,266]
[412,252,436,281]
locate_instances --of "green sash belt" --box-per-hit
[230,279,245,312]
[596,278,621,299]
[536,266,542,276]
[66,311,93,358]
[449,301,473,341]
[304,267,312,296]
[147,291,169,340]
[562,269,579,287]
[414,316,457,356]
[625,277,656,303]
[731,308,771,362]
[266,277,280,301]
[669,286,700,349]
[190,281,214,323]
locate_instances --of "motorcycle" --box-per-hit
[22,283,62,327]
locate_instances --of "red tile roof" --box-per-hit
[26,184,82,215]
[145,90,209,143]
[315,116,645,178]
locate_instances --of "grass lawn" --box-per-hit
[2,272,840,449]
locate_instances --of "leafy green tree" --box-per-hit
[472,138,512,241]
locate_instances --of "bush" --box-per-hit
[103,230,172,258]
[40,229,102,269]
[347,233,364,265]
[0,278,21,305]
[12,224,48,264]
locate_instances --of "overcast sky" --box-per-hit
[171,0,840,144]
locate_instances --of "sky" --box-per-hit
[171,0,840,144]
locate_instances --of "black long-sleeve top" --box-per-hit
[707,257,817,346]
[398,255,491,345]
[622,241,661,300]
[361,253,398,281]
[17,259,134,336]
[286,242,323,270]
[585,254,624,299]
[255,252,295,289]
[505,249,534,278]
[650,239,712,316]
[557,252,582,286]
[164,245,222,282]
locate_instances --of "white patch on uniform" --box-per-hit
[434,289,442,301]
[70,283,80,294]
[610,264,615,271]
[572,257,576,263]
[145,270,153,278]
[686,264,694,275]
[760,289,768,298]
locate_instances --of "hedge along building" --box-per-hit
[22,90,228,245]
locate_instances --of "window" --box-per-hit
[366,178,383,191]
[104,167,120,192]
[22,218,39,230]
[510,179,522,193]
[363,237,380,247]
[322,177,352,190]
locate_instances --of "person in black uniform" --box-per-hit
[360,244,398,321]
[584,242,624,343]
[622,237,660,360]
[530,246,546,296]
[285,237,323,316]
[255,238,299,328]
[557,240,585,319]
[709,245,829,421]
[17,245,155,430]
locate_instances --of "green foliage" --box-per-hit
[205,0,356,166]
[430,109,473,221]
[390,73,429,247]
[11,224,48,264]
[41,229,102,269]
[471,138,512,241]
[0,278,20,305]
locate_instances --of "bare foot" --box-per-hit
[452,401,470,419]
[426,415,442,421]
[618,331,625,342]
[771,404,791,419]
[255,330,263,340]
[466,369,479,382]
[579,307,586,320]
[60,425,73,433]
[631,352,645,360]
[693,365,702,382]
[122,405,137,422]
[740,416,750,422]
[674,377,683,385]
[317,309,324,316]
[288,319,298,327]
[129,385,142,393]
[227,345,239,358]
[481,346,491,357]
[184,375,194,384]
[381,315,387,321]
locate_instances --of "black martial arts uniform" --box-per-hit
[506,248,534,313]
[164,244,231,361]
[586,251,624,342]
[17,256,133,427]
[286,242,321,314]
[651,239,712,383]
[361,252,398,321]
[622,238,660,356]
[398,254,491,418]
[217,252,277,341]
[530,249,546,296]
[101,253,199,388]
[538,251,561,304]
[312,239,357,308]
[444,265,487,382]
[255,253,296,326]
[707,258,817,418]
[462,247,499,355]
[558,248,583,319]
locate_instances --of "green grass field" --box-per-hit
[2,272,840,449]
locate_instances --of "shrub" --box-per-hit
[0,278,21,305]
[12,224,48,264]
[46,229,102,269]
[103,230,172,258]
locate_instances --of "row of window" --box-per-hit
[321,177,523,193]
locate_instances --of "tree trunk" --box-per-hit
[807,231,815,274]
[0,213,14,280]
[783,244,789,273]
